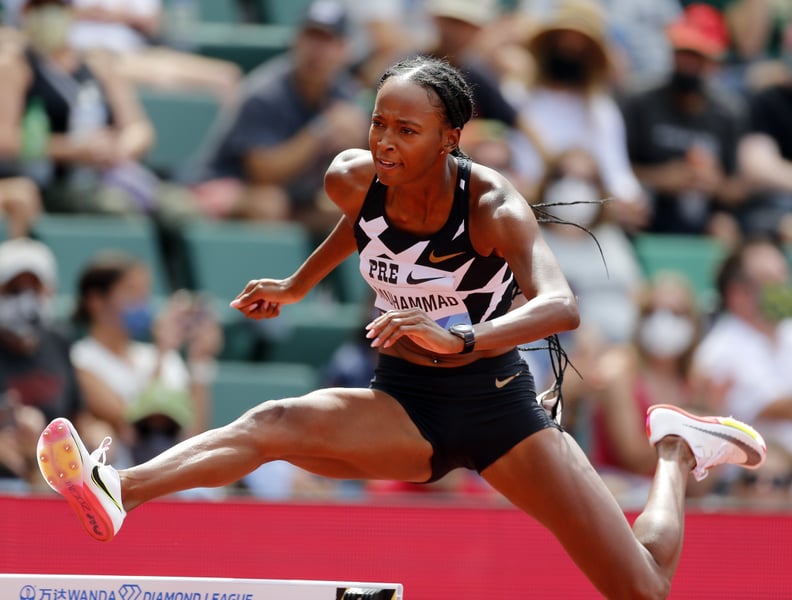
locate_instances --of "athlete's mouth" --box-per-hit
[377,158,398,169]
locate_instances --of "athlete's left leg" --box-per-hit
[481,428,691,600]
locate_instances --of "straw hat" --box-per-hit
[427,0,499,28]
[525,0,611,79]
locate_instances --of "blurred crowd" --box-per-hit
[0,0,791,509]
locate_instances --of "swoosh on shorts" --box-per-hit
[685,424,764,467]
[495,372,521,389]
[429,250,465,264]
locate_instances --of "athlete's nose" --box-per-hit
[375,127,396,152]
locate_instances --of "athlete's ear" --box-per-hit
[442,127,461,153]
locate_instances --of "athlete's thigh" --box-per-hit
[260,387,433,482]
[481,428,661,597]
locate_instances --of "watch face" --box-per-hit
[453,324,473,334]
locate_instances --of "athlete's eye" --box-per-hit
[371,120,384,128]
[401,128,415,135]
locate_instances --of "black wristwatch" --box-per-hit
[448,323,475,354]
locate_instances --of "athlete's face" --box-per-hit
[369,78,458,184]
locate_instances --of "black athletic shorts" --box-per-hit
[371,349,561,482]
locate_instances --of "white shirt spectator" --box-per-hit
[68,0,160,53]
[71,336,189,403]
[542,222,643,343]
[507,87,643,201]
[694,314,792,454]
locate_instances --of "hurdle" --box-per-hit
[0,574,403,599]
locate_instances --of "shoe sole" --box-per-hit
[646,404,767,469]
[37,418,116,542]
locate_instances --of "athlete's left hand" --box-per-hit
[365,309,462,354]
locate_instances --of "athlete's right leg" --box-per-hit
[481,404,766,599]
[37,387,434,540]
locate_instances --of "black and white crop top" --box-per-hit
[353,158,517,328]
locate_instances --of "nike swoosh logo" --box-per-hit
[406,272,445,284]
[429,250,464,264]
[92,465,123,512]
[495,372,521,389]
[684,424,764,467]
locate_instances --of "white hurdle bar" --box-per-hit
[0,574,403,600]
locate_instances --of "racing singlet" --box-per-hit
[353,158,517,328]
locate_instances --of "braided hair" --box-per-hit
[377,55,474,158]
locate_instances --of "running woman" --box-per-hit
[37,56,765,599]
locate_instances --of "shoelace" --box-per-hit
[90,436,113,465]
[692,441,730,482]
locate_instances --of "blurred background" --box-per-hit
[0,0,791,512]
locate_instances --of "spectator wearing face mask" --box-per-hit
[0,237,85,488]
[70,252,223,466]
[693,236,792,457]
[517,149,644,440]
[0,0,197,222]
[508,0,649,232]
[620,3,750,239]
[533,148,644,344]
[591,271,705,503]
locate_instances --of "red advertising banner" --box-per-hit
[2,495,790,598]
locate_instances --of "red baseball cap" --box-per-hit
[667,3,729,60]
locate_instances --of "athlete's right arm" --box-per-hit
[230,149,373,320]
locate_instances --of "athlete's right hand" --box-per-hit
[230,278,302,320]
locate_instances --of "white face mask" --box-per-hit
[23,5,73,54]
[542,177,602,228]
[639,309,694,358]
[0,289,51,342]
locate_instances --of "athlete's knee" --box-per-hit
[233,400,292,454]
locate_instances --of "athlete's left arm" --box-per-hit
[468,168,580,349]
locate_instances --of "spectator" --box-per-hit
[509,0,649,231]
[190,0,368,235]
[0,176,40,237]
[458,119,536,203]
[693,237,792,457]
[621,3,749,239]
[66,0,241,108]
[345,0,429,92]
[423,0,551,183]
[533,148,644,343]
[737,73,792,240]
[711,0,792,93]
[0,237,84,488]
[0,0,196,221]
[599,0,684,88]
[592,272,705,501]
[70,252,222,466]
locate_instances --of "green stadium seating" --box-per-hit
[210,360,320,427]
[181,220,313,361]
[196,0,241,23]
[258,0,313,25]
[267,301,365,368]
[32,214,170,297]
[181,220,312,301]
[633,233,728,309]
[138,89,221,177]
[331,254,372,305]
[191,22,292,73]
